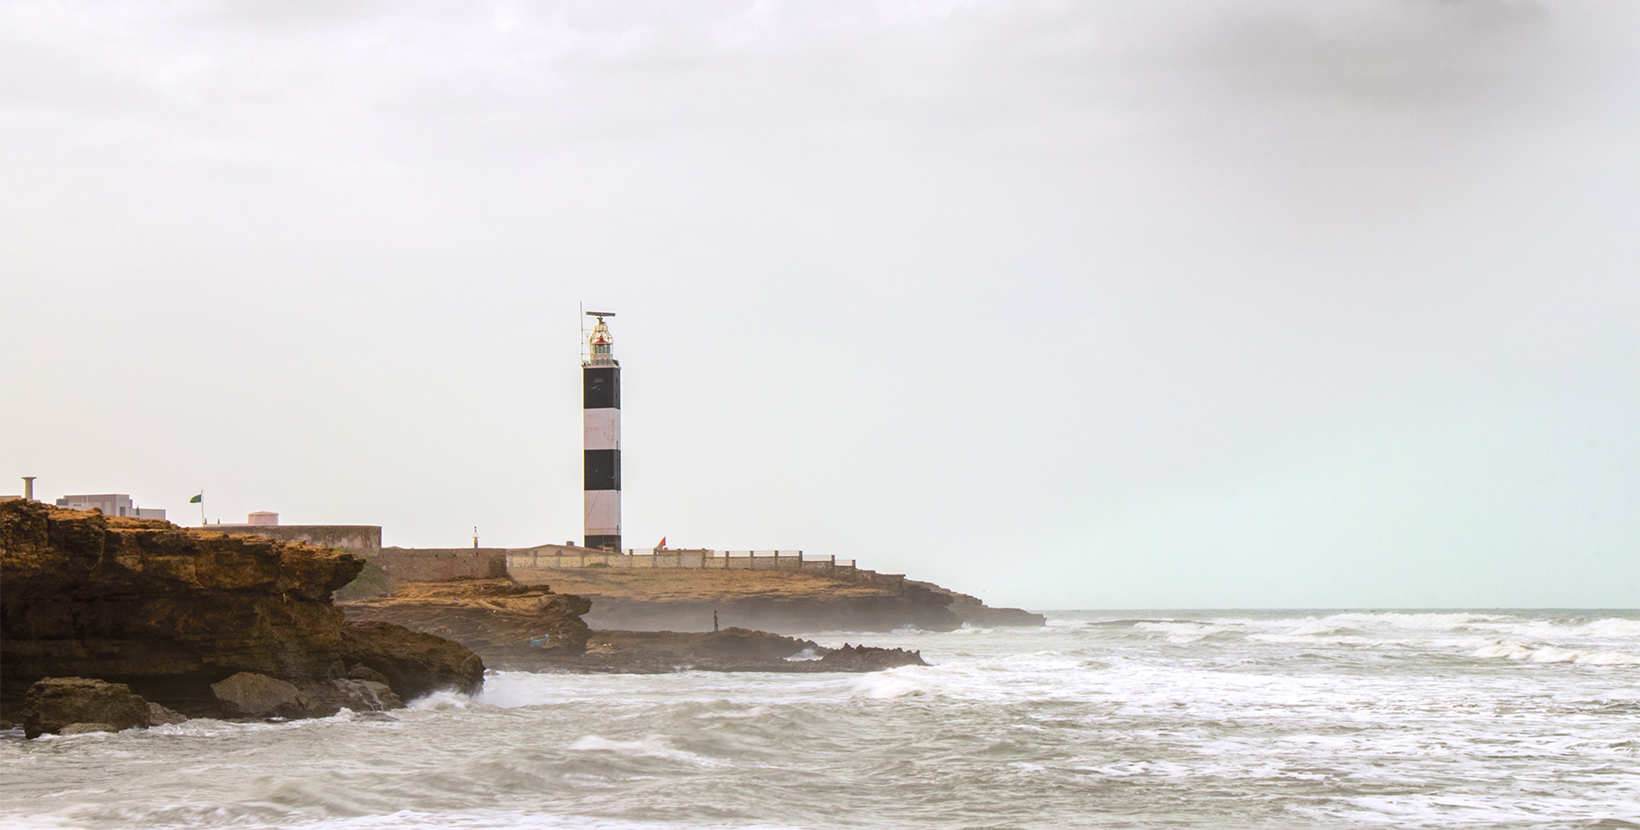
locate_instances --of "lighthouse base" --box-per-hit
[584,535,622,552]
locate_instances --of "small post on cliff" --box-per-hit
[21,476,35,501]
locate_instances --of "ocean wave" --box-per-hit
[1313,611,1508,632]
[406,690,476,711]
[1576,617,1640,638]
[10,613,1637,830]
[567,735,724,767]
[845,667,933,699]
[16,807,772,830]
[1245,633,1421,647]
[1470,642,1640,665]
[1133,621,1242,643]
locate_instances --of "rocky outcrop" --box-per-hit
[510,628,929,674]
[295,678,402,716]
[19,677,152,738]
[906,581,1046,628]
[0,500,483,720]
[572,590,964,634]
[340,579,593,659]
[816,644,927,670]
[210,671,402,718]
[336,620,484,699]
[504,568,1043,634]
[554,627,821,673]
[336,578,939,675]
[507,568,966,634]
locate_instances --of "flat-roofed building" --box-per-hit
[54,493,165,520]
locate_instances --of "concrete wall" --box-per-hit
[362,547,508,582]
[205,524,382,551]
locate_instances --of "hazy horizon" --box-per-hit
[2,1,1635,610]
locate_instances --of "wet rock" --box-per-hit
[211,672,301,718]
[58,722,119,735]
[21,677,151,738]
[148,702,187,725]
[339,579,593,658]
[337,620,484,701]
[508,631,930,674]
[816,644,927,671]
[344,664,392,686]
[296,679,403,716]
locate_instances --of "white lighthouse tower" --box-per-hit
[583,312,621,551]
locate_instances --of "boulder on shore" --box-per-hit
[211,672,303,718]
[297,678,403,716]
[59,722,120,735]
[210,671,404,719]
[148,702,188,725]
[21,677,151,738]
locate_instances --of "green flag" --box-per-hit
[189,493,202,503]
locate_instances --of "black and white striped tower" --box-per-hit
[583,312,621,551]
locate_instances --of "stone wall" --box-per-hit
[363,548,508,582]
[205,524,382,551]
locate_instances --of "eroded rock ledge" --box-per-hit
[0,499,483,731]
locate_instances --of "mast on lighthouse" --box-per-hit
[583,312,621,551]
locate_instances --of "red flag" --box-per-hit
[655,537,666,551]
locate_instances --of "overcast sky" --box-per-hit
[2,0,1635,609]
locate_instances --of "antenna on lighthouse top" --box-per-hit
[586,311,616,318]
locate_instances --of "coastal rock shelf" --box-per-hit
[339,579,931,673]
[500,568,1045,634]
[0,499,484,727]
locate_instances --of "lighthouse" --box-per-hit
[583,312,621,551]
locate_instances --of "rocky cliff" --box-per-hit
[906,581,1046,627]
[339,578,593,659]
[505,568,969,634]
[0,499,482,721]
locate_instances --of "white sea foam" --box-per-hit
[844,666,932,699]
[1134,620,1236,643]
[1471,642,1640,665]
[6,610,1636,830]
[406,689,475,711]
[568,735,722,766]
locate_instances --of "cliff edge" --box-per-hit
[0,499,482,721]
[500,567,1044,633]
[507,567,964,633]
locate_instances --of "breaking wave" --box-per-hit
[4,609,1636,830]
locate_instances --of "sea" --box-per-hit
[3,610,1637,830]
